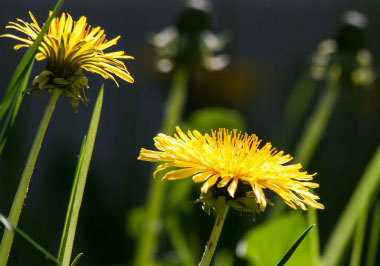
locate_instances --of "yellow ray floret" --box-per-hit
[1,11,134,85]
[138,126,324,212]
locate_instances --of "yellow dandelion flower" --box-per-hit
[138,126,324,212]
[1,12,134,109]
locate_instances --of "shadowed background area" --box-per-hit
[1,0,380,265]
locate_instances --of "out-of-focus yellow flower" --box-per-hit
[138,126,324,212]
[1,12,134,110]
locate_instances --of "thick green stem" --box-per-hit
[133,68,189,266]
[0,89,61,265]
[199,197,229,266]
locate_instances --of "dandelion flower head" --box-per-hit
[138,127,324,212]
[1,12,134,109]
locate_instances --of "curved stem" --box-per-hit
[199,197,229,266]
[133,68,189,266]
[0,89,61,265]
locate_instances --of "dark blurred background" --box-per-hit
[1,0,380,265]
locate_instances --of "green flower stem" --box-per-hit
[293,66,341,266]
[133,68,189,266]
[199,197,229,266]
[272,74,317,150]
[166,214,195,266]
[294,66,341,167]
[0,89,61,265]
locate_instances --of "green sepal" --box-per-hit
[227,196,260,214]
[52,77,70,85]
[27,70,89,112]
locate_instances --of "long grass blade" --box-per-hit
[323,145,380,266]
[0,61,34,154]
[365,202,380,266]
[349,206,369,266]
[57,86,104,266]
[0,0,64,120]
[0,213,60,265]
[275,224,315,266]
[57,136,87,261]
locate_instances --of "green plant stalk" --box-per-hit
[0,89,61,265]
[57,87,104,266]
[349,206,368,266]
[272,74,317,150]
[365,202,380,266]
[133,68,189,266]
[293,67,341,266]
[199,197,229,266]
[166,214,195,266]
[294,68,341,168]
[322,145,380,266]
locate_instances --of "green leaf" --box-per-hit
[57,86,104,265]
[349,205,368,266]
[323,145,380,266]
[184,107,246,134]
[0,0,64,119]
[275,224,315,266]
[365,202,380,266]
[0,61,33,154]
[238,212,313,266]
[0,213,61,265]
[70,253,83,266]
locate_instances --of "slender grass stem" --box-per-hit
[57,87,103,266]
[349,206,368,266]
[133,68,189,266]
[0,89,61,265]
[199,197,229,266]
[293,66,341,266]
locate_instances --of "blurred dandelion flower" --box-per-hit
[1,12,134,109]
[138,126,324,212]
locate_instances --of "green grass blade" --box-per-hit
[323,145,380,266]
[57,136,87,262]
[365,202,380,266]
[57,86,104,266]
[70,253,83,266]
[0,0,64,119]
[0,213,60,265]
[275,224,315,266]
[0,61,34,154]
[349,206,369,266]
